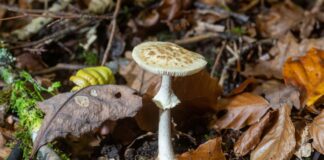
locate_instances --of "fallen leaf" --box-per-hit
[157,0,191,21]
[234,112,272,156]
[135,70,221,131]
[172,70,221,109]
[243,33,324,79]
[256,2,303,38]
[31,85,142,156]
[252,80,301,109]
[135,10,160,27]
[283,48,324,106]
[135,0,192,28]
[177,137,226,160]
[309,110,324,154]
[212,92,270,130]
[251,104,296,160]
[15,53,47,72]
[294,121,312,159]
[227,77,257,96]
[119,60,161,94]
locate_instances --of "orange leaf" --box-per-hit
[251,104,296,160]
[177,137,226,160]
[309,110,324,154]
[212,93,270,130]
[283,48,324,106]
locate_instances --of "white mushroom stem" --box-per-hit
[153,75,180,160]
[153,75,180,109]
[158,109,174,160]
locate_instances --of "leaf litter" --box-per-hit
[0,0,324,159]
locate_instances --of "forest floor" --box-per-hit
[0,0,324,160]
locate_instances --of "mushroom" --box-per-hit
[132,41,207,160]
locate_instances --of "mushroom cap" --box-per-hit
[132,41,207,77]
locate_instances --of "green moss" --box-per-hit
[9,71,62,159]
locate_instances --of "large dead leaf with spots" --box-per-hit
[251,104,296,160]
[309,110,324,154]
[31,85,142,156]
[177,137,226,160]
[283,48,324,106]
[212,93,270,130]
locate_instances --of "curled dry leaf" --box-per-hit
[31,85,142,156]
[212,93,270,130]
[283,48,324,106]
[234,112,272,157]
[251,104,296,160]
[256,2,303,38]
[135,10,160,27]
[243,33,324,79]
[252,80,301,109]
[294,121,312,159]
[177,137,226,160]
[309,110,324,154]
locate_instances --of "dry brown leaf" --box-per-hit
[252,80,301,109]
[135,70,221,131]
[251,104,296,160]
[15,53,47,72]
[135,0,192,27]
[157,0,191,21]
[309,110,324,154]
[212,93,270,130]
[294,121,312,159]
[135,10,160,27]
[119,60,160,94]
[172,70,221,109]
[283,48,324,106]
[177,137,226,160]
[227,77,257,96]
[31,85,142,156]
[243,33,324,79]
[234,112,272,156]
[256,2,303,38]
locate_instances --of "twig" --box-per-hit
[0,4,112,20]
[239,38,273,55]
[174,32,238,45]
[174,33,219,45]
[211,41,226,77]
[10,22,90,49]
[219,44,240,87]
[101,0,122,66]
[32,63,86,75]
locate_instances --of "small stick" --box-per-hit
[32,63,86,75]
[0,4,112,20]
[174,33,219,45]
[211,41,226,77]
[101,0,121,66]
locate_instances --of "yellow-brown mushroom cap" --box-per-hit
[132,41,207,76]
